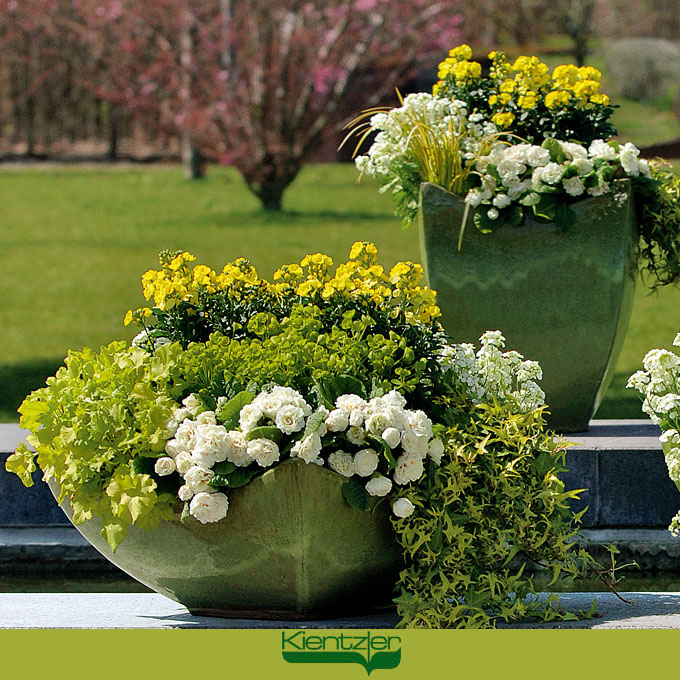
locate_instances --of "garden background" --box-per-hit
[2,0,680,424]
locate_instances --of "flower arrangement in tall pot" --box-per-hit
[345,45,680,432]
[7,243,621,626]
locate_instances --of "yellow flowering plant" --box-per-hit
[433,45,617,144]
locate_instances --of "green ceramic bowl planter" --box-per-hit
[418,180,638,433]
[51,459,401,619]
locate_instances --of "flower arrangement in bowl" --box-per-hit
[7,243,618,626]
[627,333,680,535]
[344,45,680,432]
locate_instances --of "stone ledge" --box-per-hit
[2,591,680,628]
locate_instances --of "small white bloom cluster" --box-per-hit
[159,386,444,522]
[440,331,545,412]
[466,139,650,219]
[627,335,680,535]
[355,92,497,208]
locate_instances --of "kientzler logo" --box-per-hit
[281,630,402,675]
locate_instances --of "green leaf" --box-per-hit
[342,477,370,511]
[131,457,156,476]
[245,426,282,444]
[223,466,260,489]
[365,433,396,469]
[101,519,127,553]
[532,194,557,221]
[505,205,524,228]
[5,443,37,488]
[209,474,230,488]
[541,137,566,164]
[181,502,191,523]
[216,391,256,430]
[213,461,236,476]
[473,209,503,234]
[315,375,367,409]
[304,410,326,437]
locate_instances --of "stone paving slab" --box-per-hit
[2,592,680,629]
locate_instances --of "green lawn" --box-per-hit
[1,163,679,422]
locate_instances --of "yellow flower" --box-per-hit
[518,92,537,109]
[590,93,610,106]
[499,79,516,93]
[545,90,571,109]
[448,44,472,61]
[491,111,515,128]
[124,310,134,326]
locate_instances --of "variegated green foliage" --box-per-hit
[392,400,597,628]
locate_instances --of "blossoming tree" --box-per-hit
[62,0,463,209]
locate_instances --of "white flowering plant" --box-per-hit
[346,44,680,289]
[6,243,616,627]
[627,333,680,534]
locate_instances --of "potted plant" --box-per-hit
[6,243,619,626]
[628,331,680,536]
[345,45,680,433]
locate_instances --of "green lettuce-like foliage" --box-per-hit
[8,341,184,551]
[392,398,598,629]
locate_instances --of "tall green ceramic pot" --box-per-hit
[418,179,637,433]
[49,458,402,619]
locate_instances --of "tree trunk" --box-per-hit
[243,160,301,211]
[182,132,206,179]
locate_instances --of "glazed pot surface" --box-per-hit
[419,180,637,433]
[50,458,402,619]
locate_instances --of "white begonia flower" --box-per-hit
[588,181,610,197]
[563,176,585,197]
[383,390,407,409]
[173,420,200,453]
[507,179,531,201]
[365,411,390,436]
[465,189,483,207]
[526,146,551,167]
[325,408,350,432]
[178,485,194,502]
[184,465,215,493]
[401,429,430,456]
[560,141,588,160]
[349,409,365,428]
[164,439,181,458]
[393,451,425,485]
[540,163,563,185]
[406,410,433,439]
[154,457,176,476]
[487,207,500,220]
[223,430,252,467]
[366,475,393,497]
[572,158,594,175]
[382,427,402,449]
[239,403,263,433]
[192,423,230,468]
[638,159,651,177]
[174,451,193,476]
[172,407,192,423]
[292,432,323,464]
[328,450,355,477]
[619,142,641,176]
[182,393,203,415]
[347,426,365,446]
[427,438,445,465]
[274,404,306,435]
[196,411,217,426]
[336,394,366,413]
[247,438,280,468]
[673,333,680,347]
[354,449,379,477]
[589,139,617,161]
[256,392,284,420]
[493,193,511,209]
[189,491,229,524]
[392,498,415,518]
